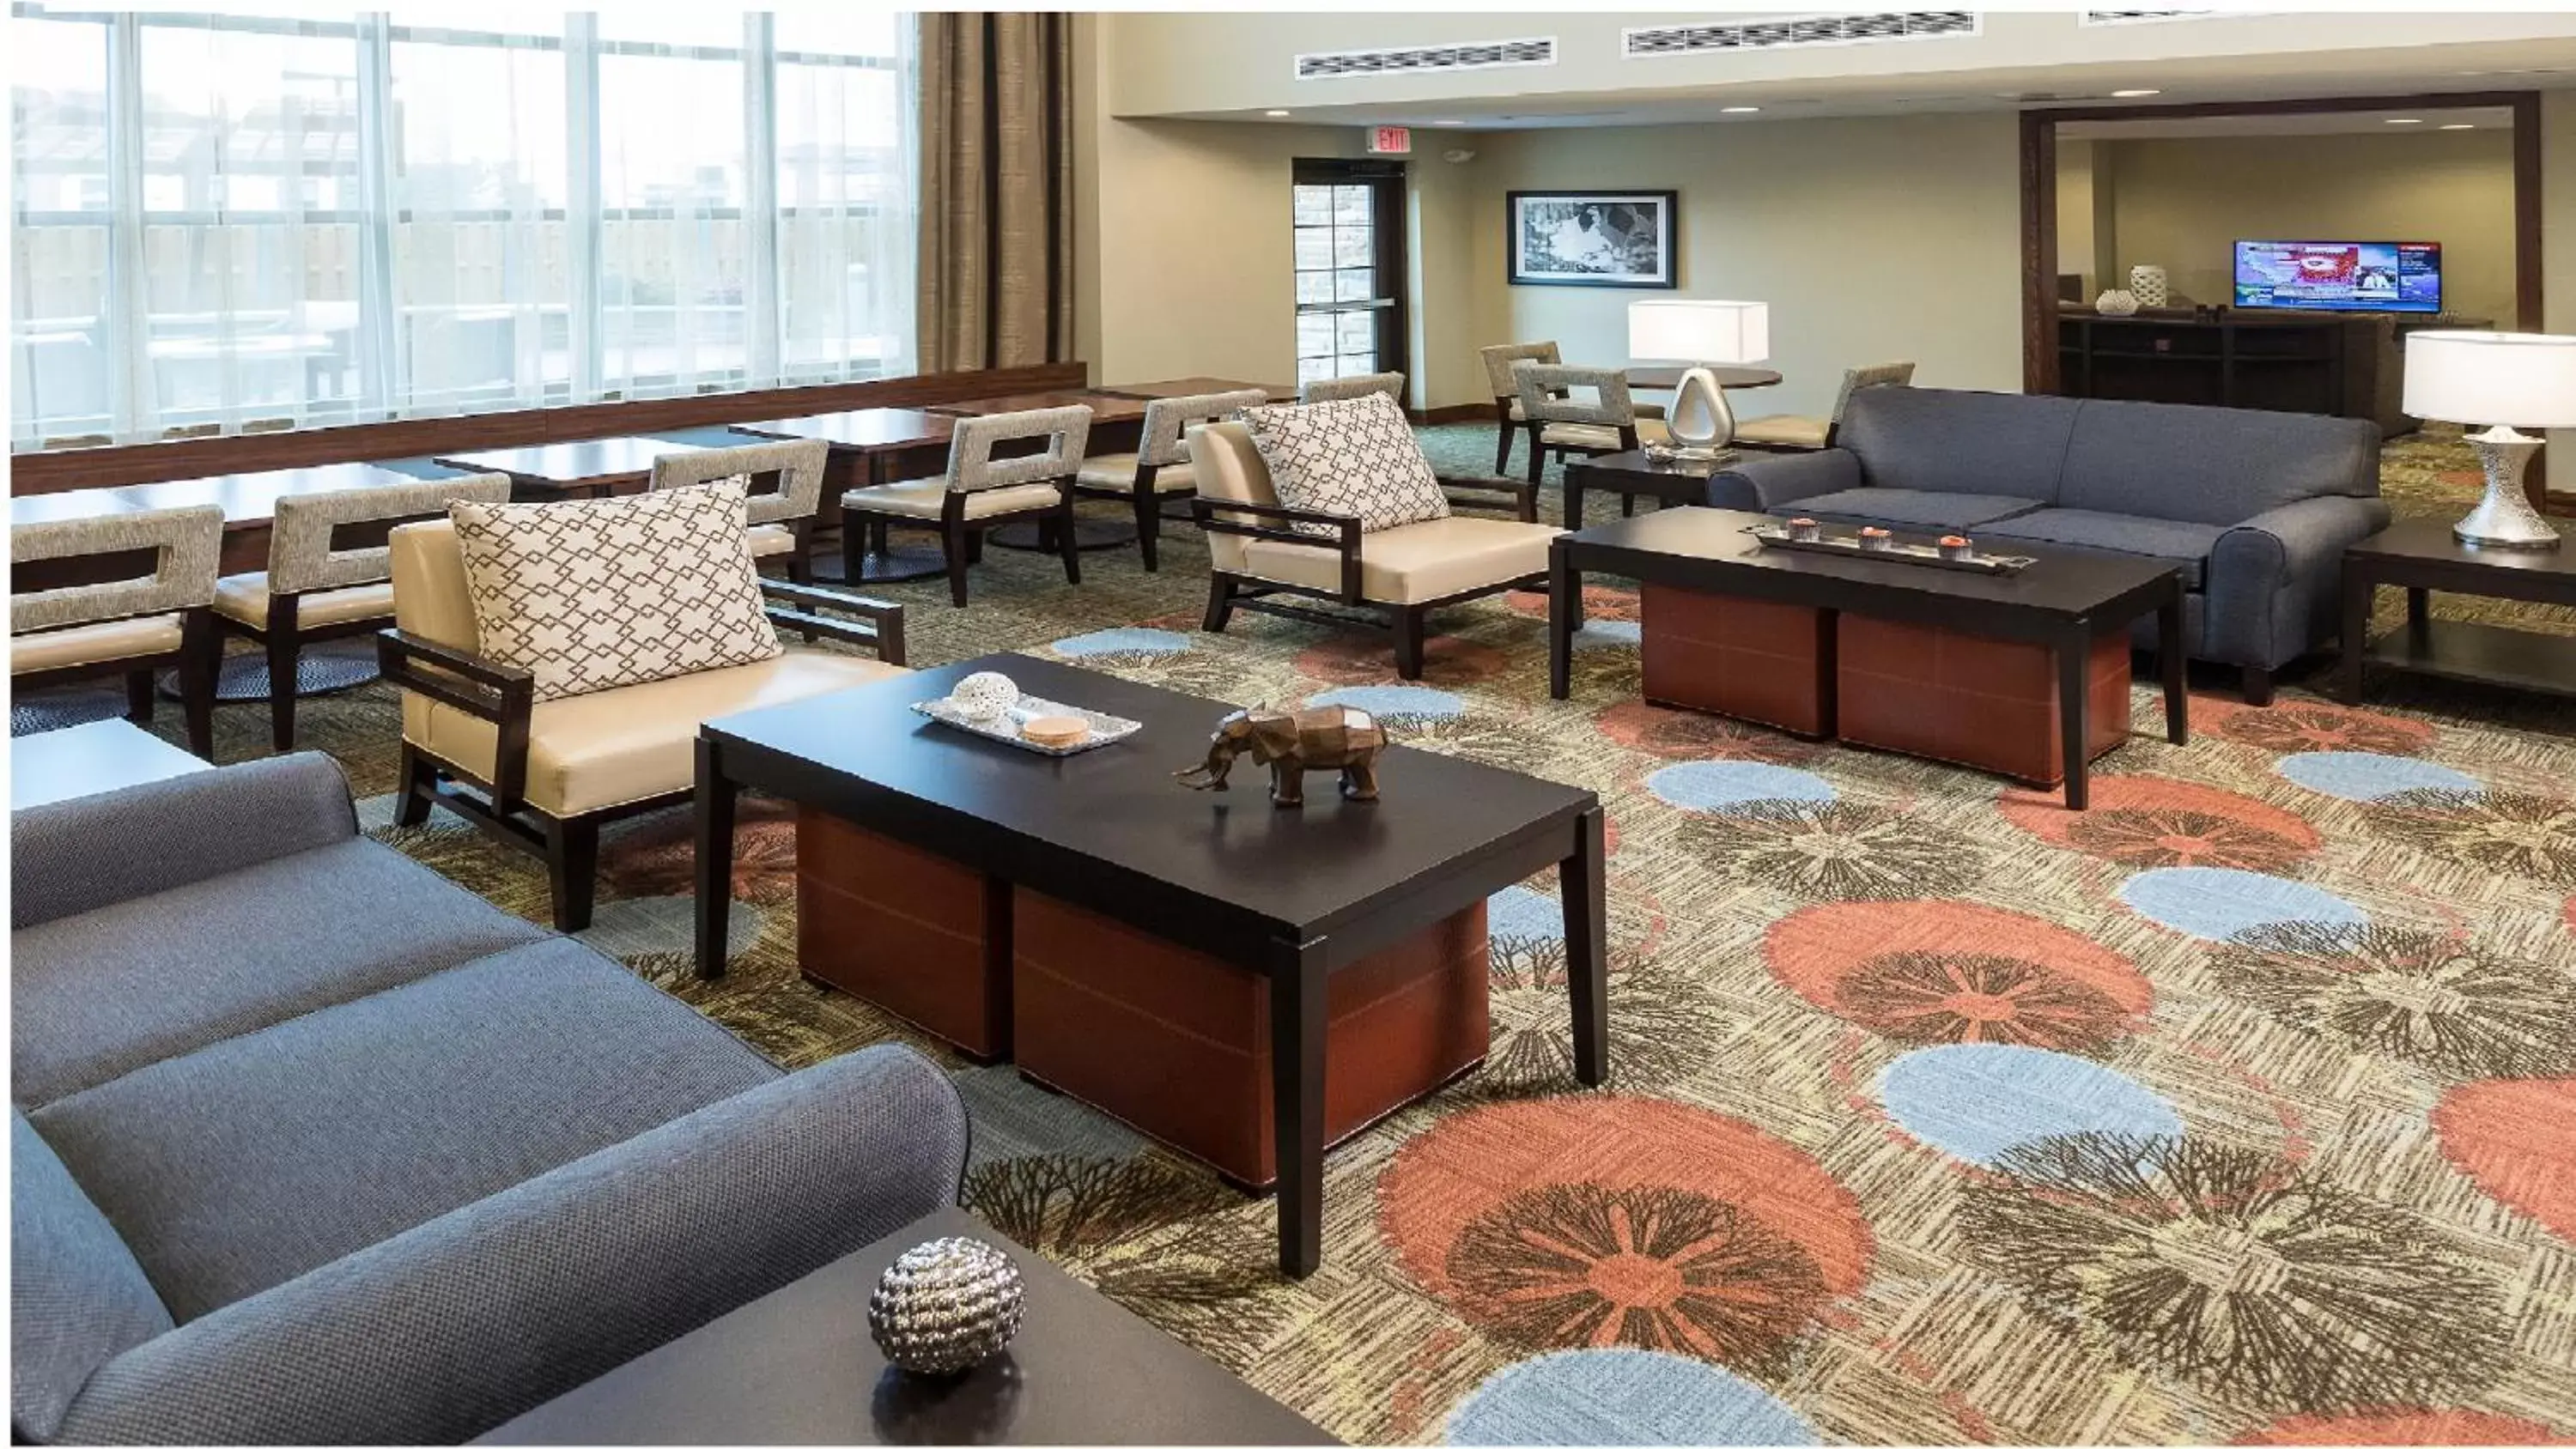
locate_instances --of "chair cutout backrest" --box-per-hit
[1297,371,1406,406]
[647,438,829,525]
[1139,389,1269,468]
[1829,361,1917,424]
[267,473,512,596]
[1479,341,1560,400]
[945,406,1093,493]
[1516,363,1637,427]
[10,505,222,637]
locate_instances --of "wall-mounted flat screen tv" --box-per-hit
[2233,240,2442,313]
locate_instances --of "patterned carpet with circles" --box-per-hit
[67,421,2576,1445]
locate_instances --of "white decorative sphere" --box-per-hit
[947,670,1019,721]
[2095,288,2141,318]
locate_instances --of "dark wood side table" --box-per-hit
[2340,518,2576,702]
[1562,449,1728,531]
[475,1206,1335,1446]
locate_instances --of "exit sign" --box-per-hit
[1369,125,1413,155]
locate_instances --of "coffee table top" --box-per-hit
[475,1206,1333,1446]
[435,436,705,491]
[2351,516,2576,579]
[703,656,1595,950]
[732,409,957,453]
[9,719,210,812]
[1561,507,2182,620]
[927,391,1154,425]
[1565,448,1734,481]
[9,462,453,532]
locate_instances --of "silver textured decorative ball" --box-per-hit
[867,1237,1025,1376]
[946,670,1021,722]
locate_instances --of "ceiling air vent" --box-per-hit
[1295,37,1555,82]
[1625,12,1980,59]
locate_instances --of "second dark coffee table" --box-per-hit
[695,657,1607,1279]
[1562,448,1729,531]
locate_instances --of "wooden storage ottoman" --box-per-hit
[1639,585,1834,737]
[798,810,1010,1060]
[1011,888,1490,1189]
[1835,615,2131,785]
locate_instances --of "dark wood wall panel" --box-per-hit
[9,363,1089,495]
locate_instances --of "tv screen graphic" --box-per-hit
[2233,240,2442,313]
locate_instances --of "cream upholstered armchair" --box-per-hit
[1187,420,1563,679]
[214,473,512,751]
[1297,371,1406,405]
[1735,361,1916,452]
[648,438,829,581]
[1516,361,1672,487]
[377,511,905,931]
[1072,388,1267,572]
[12,506,223,757]
[840,406,1092,608]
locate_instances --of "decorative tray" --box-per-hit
[909,694,1142,757]
[1742,524,2036,575]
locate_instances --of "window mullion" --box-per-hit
[744,10,780,389]
[103,9,150,438]
[564,11,602,401]
[353,11,400,419]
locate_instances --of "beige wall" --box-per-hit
[2057,138,2096,298]
[2087,130,2515,321]
[1466,113,2026,420]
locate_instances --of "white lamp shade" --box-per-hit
[2403,330,2576,428]
[1628,300,1771,366]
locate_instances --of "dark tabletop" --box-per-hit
[1562,506,2181,618]
[9,462,452,531]
[475,1207,1334,1446]
[2350,516,2576,579]
[1565,448,1733,480]
[434,436,706,488]
[926,391,1154,424]
[1628,365,1783,391]
[732,409,958,453]
[1099,377,1296,403]
[704,656,1594,944]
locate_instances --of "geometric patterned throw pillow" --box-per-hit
[448,481,782,702]
[1241,392,1451,539]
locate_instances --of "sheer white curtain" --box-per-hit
[7,4,920,447]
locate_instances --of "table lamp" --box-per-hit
[1628,300,1770,457]
[2402,330,2576,550]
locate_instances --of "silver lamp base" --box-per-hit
[1666,366,1739,452]
[2455,425,2563,551]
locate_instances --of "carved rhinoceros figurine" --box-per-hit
[1174,702,1385,807]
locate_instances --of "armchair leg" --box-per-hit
[1134,486,1162,572]
[840,508,866,585]
[394,743,436,827]
[1203,576,1237,634]
[1526,427,1545,488]
[2242,664,2275,707]
[1494,415,1515,474]
[787,520,815,585]
[178,609,217,760]
[544,815,601,933]
[1057,500,1083,586]
[1393,606,1427,681]
[942,518,973,609]
[265,595,301,751]
[125,669,155,724]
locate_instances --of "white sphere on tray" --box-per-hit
[947,670,1021,721]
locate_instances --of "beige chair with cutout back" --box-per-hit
[214,473,511,751]
[1734,361,1917,452]
[1297,371,1406,406]
[1515,362,1673,490]
[839,407,1092,608]
[1186,419,1562,680]
[12,506,224,758]
[1072,388,1267,571]
[648,438,829,582]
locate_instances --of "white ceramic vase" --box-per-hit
[2094,289,2141,318]
[2128,264,2170,309]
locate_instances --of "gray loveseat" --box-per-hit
[1708,387,2389,702]
[12,754,969,1445]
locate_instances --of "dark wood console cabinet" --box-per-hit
[2055,312,2488,436]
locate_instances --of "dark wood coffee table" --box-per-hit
[1562,449,1728,530]
[435,437,707,499]
[2340,517,2576,702]
[694,657,1607,1278]
[474,1206,1334,1446]
[1549,508,2188,809]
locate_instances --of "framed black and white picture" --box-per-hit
[1505,191,1679,288]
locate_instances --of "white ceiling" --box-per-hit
[2060,106,2518,140]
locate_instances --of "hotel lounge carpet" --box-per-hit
[96,424,2576,1445]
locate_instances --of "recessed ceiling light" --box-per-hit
[2110,88,2160,98]
[1265,109,1291,118]
[2439,123,2476,130]
[1721,106,1760,114]
[2386,118,2424,124]
[1433,118,1467,126]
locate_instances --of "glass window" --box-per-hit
[596,49,749,393]
[1292,179,1388,382]
[10,15,114,443]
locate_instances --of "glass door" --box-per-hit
[1291,160,1406,388]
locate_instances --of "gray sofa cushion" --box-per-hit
[11,839,550,1107]
[1776,488,2049,532]
[10,1112,173,1445]
[2056,397,2380,524]
[1973,507,2227,588]
[1837,386,2081,501]
[27,939,776,1324]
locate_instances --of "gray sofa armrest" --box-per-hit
[1704,448,1862,512]
[52,1044,969,1446]
[2202,493,2394,669]
[10,754,358,931]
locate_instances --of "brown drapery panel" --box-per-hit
[916,13,1076,373]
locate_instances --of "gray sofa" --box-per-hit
[11,754,969,1446]
[1708,386,2389,702]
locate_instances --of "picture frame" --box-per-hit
[1505,190,1680,289]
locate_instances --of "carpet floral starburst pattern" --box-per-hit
[114,421,2576,1445]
